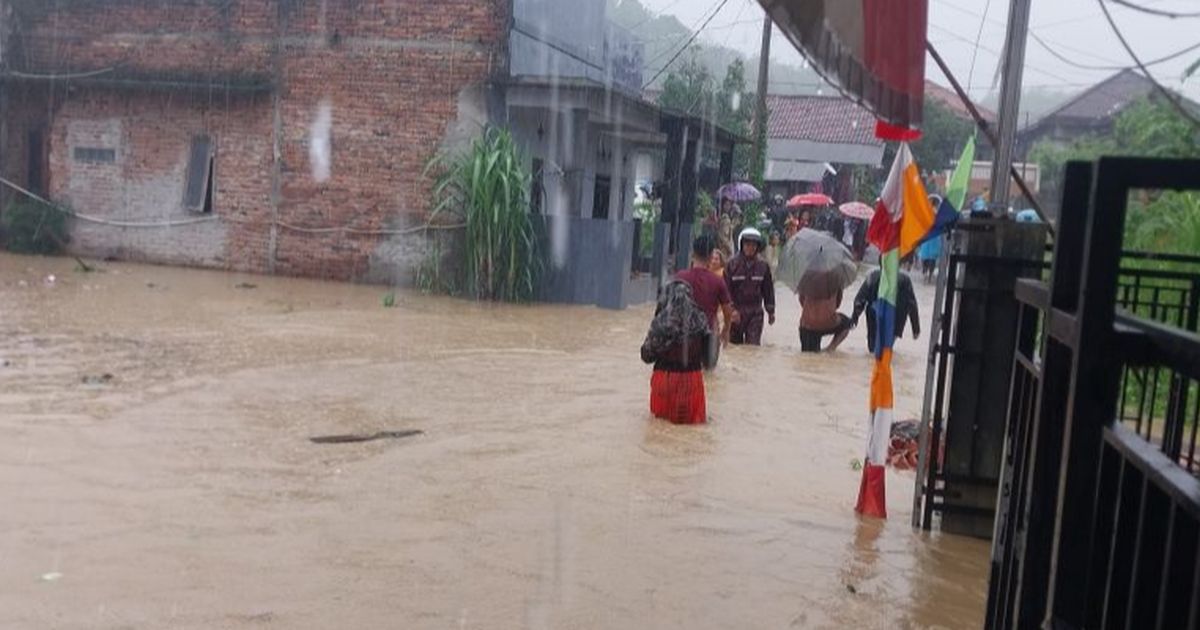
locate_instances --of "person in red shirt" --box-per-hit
[675,234,737,367]
[640,280,712,424]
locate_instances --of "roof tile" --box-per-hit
[766,95,882,146]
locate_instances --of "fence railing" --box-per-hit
[985,157,1200,629]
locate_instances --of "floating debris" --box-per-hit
[81,373,115,386]
[309,430,423,444]
[40,572,63,582]
[234,282,258,290]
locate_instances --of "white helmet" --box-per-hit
[738,227,764,249]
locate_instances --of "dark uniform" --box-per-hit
[724,254,776,345]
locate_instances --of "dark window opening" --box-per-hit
[592,175,611,220]
[73,147,115,164]
[531,158,544,214]
[184,135,215,213]
[201,156,214,214]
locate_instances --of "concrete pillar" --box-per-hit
[941,217,1047,538]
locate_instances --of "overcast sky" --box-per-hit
[632,0,1200,101]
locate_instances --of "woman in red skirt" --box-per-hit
[640,280,712,424]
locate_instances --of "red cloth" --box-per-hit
[676,267,732,331]
[649,370,706,425]
[855,464,888,519]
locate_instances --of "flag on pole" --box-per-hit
[856,143,951,519]
[945,134,977,212]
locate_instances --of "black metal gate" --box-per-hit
[985,157,1200,629]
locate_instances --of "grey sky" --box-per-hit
[631,0,1200,100]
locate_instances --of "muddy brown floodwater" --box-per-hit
[0,252,990,629]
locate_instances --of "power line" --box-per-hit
[642,0,727,67]
[936,0,1125,66]
[1096,0,1200,128]
[1030,31,1200,71]
[1108,0,1200,19]
[628,0,688,32]
[927,22,1077,86]
[965,0,993,91]
[642,0,733,89]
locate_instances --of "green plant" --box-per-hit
[429,127,541,302]
[634,200,657,258]
[1,199,70,255]
[415,236,459,296]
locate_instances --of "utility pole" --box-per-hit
[751,12,771,185]
[988,0,1032,215]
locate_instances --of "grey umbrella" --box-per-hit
[777,228,857,295]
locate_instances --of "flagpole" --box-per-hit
[987,0,1033,216]
[925,43,1053,235]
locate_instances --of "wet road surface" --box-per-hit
[0,253,989,629]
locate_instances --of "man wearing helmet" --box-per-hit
[724,227,776,345]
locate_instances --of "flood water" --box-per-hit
[0,252,989,629]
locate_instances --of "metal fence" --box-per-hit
[984,157,1200,629]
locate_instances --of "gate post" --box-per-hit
[940,218,1047,538]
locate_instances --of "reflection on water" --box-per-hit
[0,253,988,629]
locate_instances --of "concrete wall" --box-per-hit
[535,214,654,310]
[510,0,643,95]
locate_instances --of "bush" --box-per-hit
[1,199,70,255]
[429,127,541,302]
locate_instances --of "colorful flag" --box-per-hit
[856,143,944,519]
[945,134,976,212]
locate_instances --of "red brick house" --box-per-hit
[0,0,508,281]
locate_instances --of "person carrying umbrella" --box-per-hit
[776,229,857,353]
[798,271,853,353]
[724,227,776,345]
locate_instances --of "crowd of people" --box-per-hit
[640,195,934,426]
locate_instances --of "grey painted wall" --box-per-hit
[534,214,655,310]
[510,0,643,95]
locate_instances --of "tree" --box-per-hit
[909,98,975,173]
[658,54,755,180]
[1029,98,1200,254]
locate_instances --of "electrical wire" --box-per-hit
[641,0,732,88]
[1108,0,1200,19]
[1096,0,1200,128]
[965,0,993,92]
[1030,31,1200,71]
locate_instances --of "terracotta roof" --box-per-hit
[766,95,882,146]
[925,80,996,123]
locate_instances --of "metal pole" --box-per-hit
[912,239,954,528]
[751,13,771,180]
[988,0,1033,215]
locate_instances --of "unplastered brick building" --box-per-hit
[0,0,507,281]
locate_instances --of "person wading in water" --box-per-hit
[640,281,713,424]
[724,227,775,345]
[676,234,737,367]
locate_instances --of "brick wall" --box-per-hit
[3,0,508,282]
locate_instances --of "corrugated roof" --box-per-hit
[766,95,882,146]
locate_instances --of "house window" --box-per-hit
[183,135,215,213]
[531,158,544,214]
[73,147,115,164]
[592,175,611,220]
